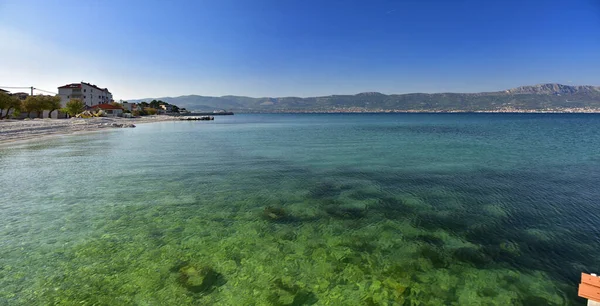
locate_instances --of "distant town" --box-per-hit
[239,106,600,114]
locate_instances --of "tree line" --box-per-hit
[0,93,184,120]
[0,92,87,119]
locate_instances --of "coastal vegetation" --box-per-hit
[0,95,183,119]
[44,96,62,118]
[63,98,85,117]
[0,92,21,119]
[20,95,62,118]
[0,93,62,119]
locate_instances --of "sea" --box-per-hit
[1,113,599,305]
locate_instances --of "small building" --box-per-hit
[92,104,123,117]
[132,103,143,113]
[122,102,146,113]
[122,102,134,112]
[159,104,174,112]
[58,82,113,108]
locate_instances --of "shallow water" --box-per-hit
[1,114,599,305]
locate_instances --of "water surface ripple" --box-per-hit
[1,114,599,305]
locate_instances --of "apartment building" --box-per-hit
[58,82,113,107]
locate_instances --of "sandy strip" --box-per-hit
[0,116,178,145]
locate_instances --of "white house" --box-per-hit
[58,82,113,107]
[159,104,173,112]
[122,102,133,112]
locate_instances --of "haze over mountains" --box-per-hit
[131,84,600,112]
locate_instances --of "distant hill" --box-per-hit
[130,84,600,112]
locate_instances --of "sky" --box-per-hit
[0,0,599,99]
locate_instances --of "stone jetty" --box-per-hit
[179,116,214,121]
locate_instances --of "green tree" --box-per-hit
[0,92,21,119]
[44,95,62,118]
[63,98,85,117]
[145,107,157,115]
[0,92,10,118]
[149,100,161,109]
[21,95,44,118]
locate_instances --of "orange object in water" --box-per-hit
[579,273,600,302]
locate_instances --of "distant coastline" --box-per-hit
[131,83,600,114]
[236,108,600,114]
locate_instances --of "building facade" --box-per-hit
[58,82,113,107]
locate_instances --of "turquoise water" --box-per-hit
[1,114,599,305]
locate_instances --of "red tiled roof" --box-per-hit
[92,104,123,110]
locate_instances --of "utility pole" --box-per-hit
[30,86,33,96]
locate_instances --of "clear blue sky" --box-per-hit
[0,0,599,99]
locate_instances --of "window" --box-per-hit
[84,95,86,98]
[67,95,70,98]
[84,89,86,92]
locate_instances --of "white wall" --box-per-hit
[58,83,112,107]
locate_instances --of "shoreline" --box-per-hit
[0,115,178,146]
[2,111,598,146]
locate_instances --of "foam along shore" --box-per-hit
[0,115,178,144]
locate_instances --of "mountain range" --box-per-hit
[130,84,600,112]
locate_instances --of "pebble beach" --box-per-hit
[0,116,178,145]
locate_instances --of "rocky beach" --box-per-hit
[0,116,178,145]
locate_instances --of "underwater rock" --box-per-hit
[375,197,415,215]
[269,278,318,306]
[324,205,367,219]
[176,264,226,294]
[478,287,499,298]
[263,206,289,222]
[452,247,489,267]
[419,245,449,269]
[520,295,553,305]
[341,237,377,253]
[499,241,521,256]
[309,182,341,199]
[277,228,298,241]
[413,234,445,247]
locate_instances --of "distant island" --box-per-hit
[131,83,600,113]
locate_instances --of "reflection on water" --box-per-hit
[1,114,599,305]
